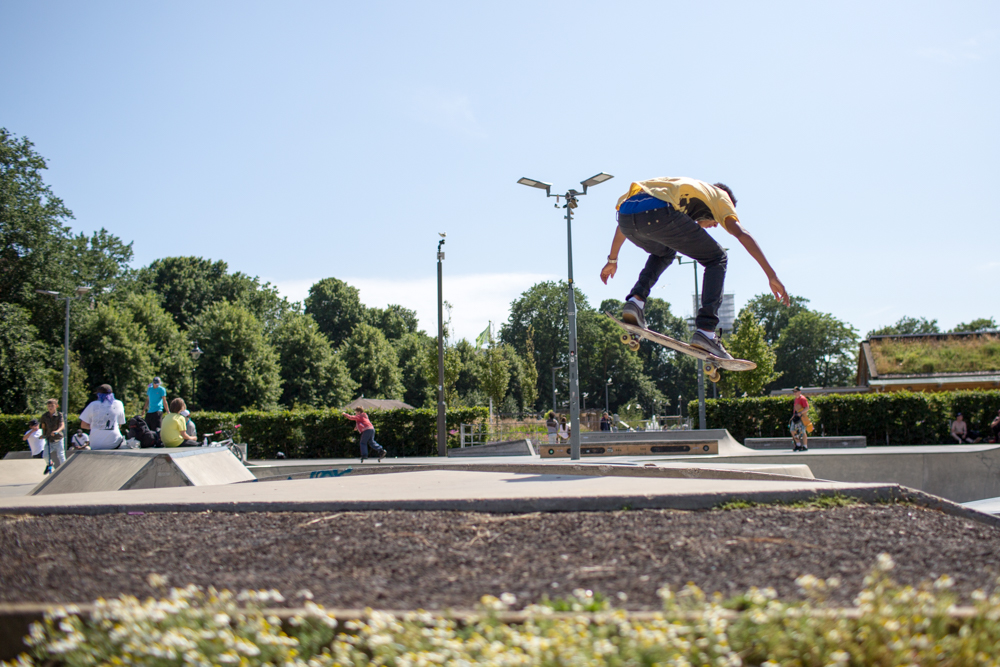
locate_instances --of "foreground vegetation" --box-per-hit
[9,555,1000,666]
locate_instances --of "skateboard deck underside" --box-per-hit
[605,312,756,372]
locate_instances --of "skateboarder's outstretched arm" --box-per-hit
[720,217,790,306]
[599,226,627,284]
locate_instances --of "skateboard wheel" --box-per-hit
[628,340,640,352]
[707,370,721,383]
[704,362,715,374]
[620,333,632,345]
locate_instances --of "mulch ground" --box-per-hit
[1,504,999,610]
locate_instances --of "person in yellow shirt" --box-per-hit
[600,177,789,359]
[160,398,199,447]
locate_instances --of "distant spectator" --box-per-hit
[545,411,558,444]
[180,409,197,439]
[69,429,90,452]
[790,387,809,452]
[557,416,570,442]
[22,419,44,458]
[991,409,1000,444]
[39,398,66,468]
[600,412,612,432]
[79,384,127,450]
[144,377,168,431]
[161,398,199,447]
[343,407,385,462]
[951,413,976,444]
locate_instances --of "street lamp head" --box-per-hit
[439,232,447,238]
[517,177,551,196]
[580,172,613,194]
[35,290,59,297]
[75,286,91,296]
[191,342,203,361]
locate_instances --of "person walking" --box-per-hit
[600,412,612,432]
[144,377,168,431]
[790,387,810,452]
[79,384,127,450]
[343,407,385,462]
[39,398,66,471]
[600,177,788,358]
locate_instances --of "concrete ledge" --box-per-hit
[2,452,33,460]
[745,437,867,450]
[447,439,535,457]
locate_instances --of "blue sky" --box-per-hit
[3,1,997,341]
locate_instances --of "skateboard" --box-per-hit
[605,312,756,383]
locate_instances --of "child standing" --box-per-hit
[343,407,386,462]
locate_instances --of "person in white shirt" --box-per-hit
[79,383,127,450]
[22,419,45,458]
[69,429,90,452]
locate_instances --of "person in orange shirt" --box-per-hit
[600,177,788,359]
[790,387,811,451]
[343,407,385,462]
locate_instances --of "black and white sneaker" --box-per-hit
[622,301,646,329]
[690,331,734,360]
[378,449,384,462]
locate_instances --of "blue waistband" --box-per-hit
[618,192,671,215]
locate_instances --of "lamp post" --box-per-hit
[519,172,613,460]
[436,233,447,456]
[605,377,612,413]
[675,257,706,430]
[551,365,563,413]
[36,287,91,444]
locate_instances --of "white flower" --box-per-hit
[934,574,954,590]
[876,553,896,572]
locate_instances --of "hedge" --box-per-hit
[0,407,488,460]
[689,390,1000,445]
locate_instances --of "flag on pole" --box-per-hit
[475,322,491,348]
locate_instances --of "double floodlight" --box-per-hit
[518,173,613,197]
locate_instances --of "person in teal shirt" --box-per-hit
[144,377,168,431]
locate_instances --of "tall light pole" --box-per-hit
[36,286,91,434]
[551,365,563,413]
[675,257,706,429]
[605,377,612,413]
[518,172,613,460]
[436,233,447,456]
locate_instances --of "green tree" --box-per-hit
[138,257,290,333]
[76,302,156,413]
[340,323,404,400]
[500,281,588,407]
[190,302,282,411]
[395,331,434,408]
[950,318,997,333]
[775,311,859,389]
[479,335,511,417]
[742,293,811,345]
[119,292,195,402]
[718,310,780,397]
[367,304,420,342]
[271,312,357,408]
[520,326,539,412]
[0,303,48,413]
[867,316,940,338]
[304,277,366,348]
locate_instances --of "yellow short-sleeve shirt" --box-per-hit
[616,177,739,235]
[160,413,188,447]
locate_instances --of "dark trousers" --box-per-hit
[359,429,384,458]
[145,411,163,431]
[618,205,728,331]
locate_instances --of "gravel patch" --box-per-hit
[1,504,999,610]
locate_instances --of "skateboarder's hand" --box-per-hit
[769,276,790,306]
[600,261,617,284]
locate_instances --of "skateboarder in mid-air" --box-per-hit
[600,176,789,359]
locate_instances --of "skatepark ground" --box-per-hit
[2,442,1000,659]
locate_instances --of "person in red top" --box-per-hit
[343,407,385,462]
[790,387,810,452]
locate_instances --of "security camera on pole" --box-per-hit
[517,173,613,460]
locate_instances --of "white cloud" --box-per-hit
[411,88,486,138]
[271,272,559,342]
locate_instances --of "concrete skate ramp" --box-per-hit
[545,429,753,458]
[29,448,254,496]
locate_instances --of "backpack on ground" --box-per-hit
[126,416,162,449]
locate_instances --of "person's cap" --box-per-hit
[180,409,190,417]
[97,383,113,394]
[793,386,802,392]
[28,419,39,426]
[76,429,83,434]
[957,412,963,416]
[152,377,161,385]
